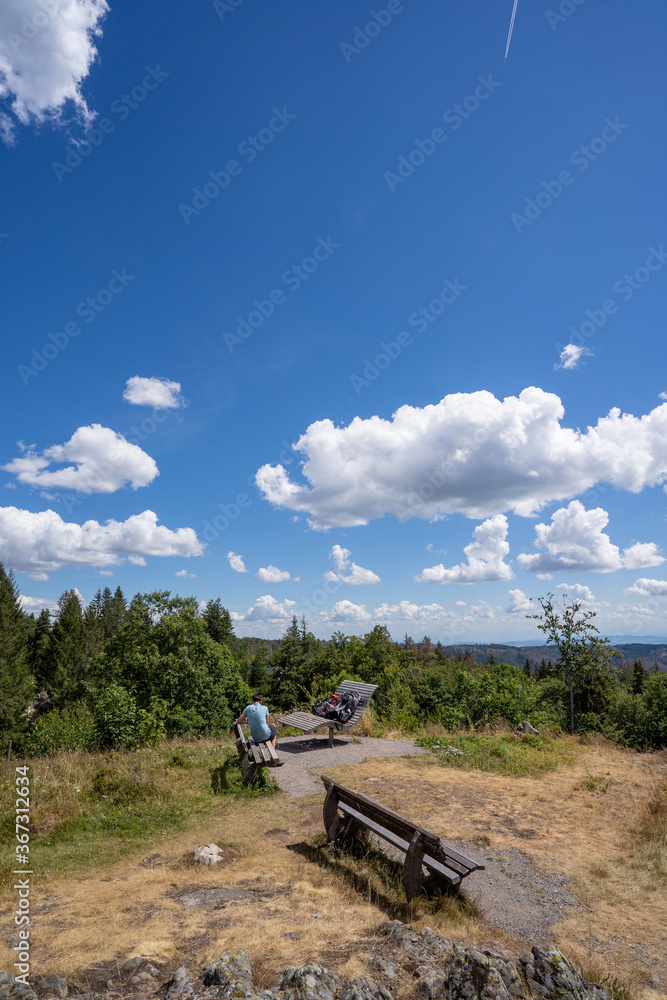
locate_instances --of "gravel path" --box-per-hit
[273,733,429,796]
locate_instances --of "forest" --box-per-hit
[1,563,665,756]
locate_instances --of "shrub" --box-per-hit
[93,683,165,750]
[24,702,96,756]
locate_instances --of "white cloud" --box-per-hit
[19,594,58,615]
[231,594,296,623]
[373,600,453,624]
[123,376,185,410]
[0,0,108,144]
[255,389,667,527]
[555,344,591,371]
[321,600,372,623]
[554,582,596,605]
[517,501,664,574]
[0,506,203,577]
[324,544,380,586]
[98,569,113,576]
[227,551,247,573]
[3,425,158,493]
[625,578,667,597]
[418,515,513,584]
[175,569,197,578]
[256,565,291,583]
[507,588,532,613]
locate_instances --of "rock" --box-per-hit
[379,920,420,951]
[193,844,223,866]
[165,967,193,998]
[121,957,144,973]
[283,933,301,941]
[340,975,392,1000]
[370,957,396,979]
[446,947,512,1000]
[280,962,343,1000]
[0,976,14,1000]
[178,887,255,907]
[6,938,21,949]
[148,910,163,919]
[416,971,446,999]
[29,974,67,998]
[203,949,253,991]
[143,964,161,979]
[516,721,540,736]
[525,947,612,1000]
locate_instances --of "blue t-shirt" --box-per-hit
[244,702,271,742]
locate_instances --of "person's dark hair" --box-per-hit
[252,692,263,702]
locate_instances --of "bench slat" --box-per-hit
[279,681,379,737]
[337,801,461,887]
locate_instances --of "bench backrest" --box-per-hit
[333,680,378,726]
[321,775,479,875]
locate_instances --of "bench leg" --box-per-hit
[328,727,334,747]
[323,783,344,841]
[403,830,426,901]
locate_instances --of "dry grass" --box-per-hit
[0,737,665,999]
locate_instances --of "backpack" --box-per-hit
[312,693,341,719]
[337,691,361,724]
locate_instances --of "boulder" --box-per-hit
[281,962,343,1000]
[522,946,611,1000]
[203,949,253,993]
[165,967,193,998]
[340,976,392,1000]
[193,844,223,866]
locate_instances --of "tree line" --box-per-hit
[0,563,665,755]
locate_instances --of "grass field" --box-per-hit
[1,730,665,999]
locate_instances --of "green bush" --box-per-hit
[93,683,165,750]
[24,702,96,756]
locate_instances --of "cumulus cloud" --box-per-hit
[255,389,667,527]
[507,588,533,614]
[227,551,246,573]
[555,582,596,605]
[0,506,203,578]
[123,376,185,410]
[256,565,291,583]
[0,0,108,144]
[175,569,197,578]
[324,545,380,586]
[231,595,296,623]
[517,501,664,574]
[321,600,372,623]
[2,425,158,494]
[625,578,667,597]
[555,344,591,371]
[418,515,513,584]
[19,594,58,615]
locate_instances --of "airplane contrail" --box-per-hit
[504,0,519,60]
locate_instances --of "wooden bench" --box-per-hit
[279,680,378,747]
[321,776,484,900]
[233,723,280,786]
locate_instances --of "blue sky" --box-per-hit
[2,0,667,642]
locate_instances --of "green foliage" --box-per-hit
[607,673,667,751]
[91,765,159,804]
[202,597,235,648]
[0,563,34,748]
[24,702,97,756]
[93,682,165,750]
[210,748,280,797]
[415,731,579,777]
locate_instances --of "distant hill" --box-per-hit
[443,642,667,671]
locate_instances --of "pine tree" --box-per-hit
[202,598,235,648]
[632,658,646,695]
[29,608,52,688]
[42,590,87,704]
[0,563,34,748]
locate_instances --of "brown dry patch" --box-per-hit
[320,738,667,998]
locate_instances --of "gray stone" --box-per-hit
[143,964,161,979]
[178,888,255,908]
[166,967,193,998]
[370,957,396,980]
[29,975,67,999]
[280,962,343,1000]
[516,721,540,736]
[203,949,253,992]
[340,976,392,1000]
[12,986,39,1000]
[445,947,512,1000]
[416,970,446,999]
[379,921,419,951]
[526,947,612,1000]
[283,933,301,941]
[121,957,144,973]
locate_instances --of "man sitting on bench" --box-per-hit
[236,692,284,764]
